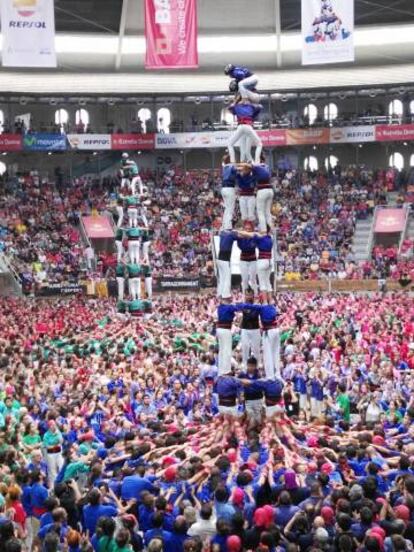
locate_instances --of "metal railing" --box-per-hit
[398,206,411,255]
[0,252,22,294]
[366,206,379,259]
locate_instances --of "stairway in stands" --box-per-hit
[0,253,22,296]
[351,217,373,261]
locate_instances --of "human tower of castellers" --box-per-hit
[215,65,285,425]
[114,153,153,318]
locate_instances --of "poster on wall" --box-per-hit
[1,0,57,68]
[144,0,198,69]
[301,0,354,65]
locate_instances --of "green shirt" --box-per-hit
[42,429,63,447]
[115,228,124,241]
[23,434,41,446]
[336,393,350,422]
[127,264,140,277]
[98,536,117,552]
[125,196,138,207]
[63,461,90,482]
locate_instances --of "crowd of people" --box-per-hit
[0,291,413,551]
[0,163,413,295]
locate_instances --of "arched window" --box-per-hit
[0,161,6,176]
[304,103,318,125]
[157,108,171,134]
[304,156,318,171]
[75,108,89,130]
[388,99,403,118]
[54,108,69,132]
[325,155,339,170]
[323,103,338,122]
[410,154,414,167]
[410,100,414,115]
[138,108,152,134]
[221,107,235,126]
[389,152,404,170]
[0,110,4,134]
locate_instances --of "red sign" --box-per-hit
[374,208,407,233]
[82,216,114,239]
[145,0,198,69]
[0,134,22,151]
[375,124,414,142]
[258,129,287,147]
[111,134,155,150]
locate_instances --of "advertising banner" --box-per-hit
[155,131,230,149]
[1,0,57,68]
[287,128,330,145]
[23,133,66,151]
[375,124,414,142]
[157,277,200,291]
[302,0,354,65]
[67,134,111,150]
[82,216,114,239]
[374,208,407,233]
[0,134,22,151]
[36,283,86,296]
[111,133,155,150]
[145,0,198,69]
[329,125,375,143]
[258,129,287,147]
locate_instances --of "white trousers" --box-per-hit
[45,452,64,487]
[221,187,236,230]
[129,277,141,300]
[142,241,150,263]
[241,328,261,366]
[217,259,232,299]
[121,177,129,189]
[310,398,323,418]
[131,175,143,196]
[256,188,274,232]
[228,125,262,163]
[245,399,264,423]
[128,207,138,227]
[128,240,140,264]
[262,328,281,379]
[116,276,125,300]
[115,240,124,262]
[257,258,272,292]
[145,276,152,299]
[239,75,260,103]
[239,196,256,221]
[116,206,124,228]
[240,260,257,294]
[217,327,233,376]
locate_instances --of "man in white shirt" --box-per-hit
[187,503,217,541]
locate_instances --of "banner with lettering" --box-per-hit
[1,0,56,68]
[302,0,354,65]
[145,0,198,69]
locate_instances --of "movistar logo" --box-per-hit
[24,135,36,146]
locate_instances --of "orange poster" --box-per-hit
[286,128,330,145]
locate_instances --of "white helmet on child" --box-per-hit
[122,152,129,159]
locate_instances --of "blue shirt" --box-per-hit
[237,237,256,254]
[229,103,262,121]
[260,379,283,400]
[255,235,273,253]
[236,172,256,192]
[252,164,271,183]
[219,231,237,253]
[222,164,237,186]
[217,303,242,324]
[217,376,241,398]
[215,500,236,522]
[144,529,174,552]
[259,304,278,325]
[121,474,157,500]
[82,503,118,536]
[30,482,48,516]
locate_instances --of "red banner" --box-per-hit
[111,134,155,150]
[374,208,407,233]
[286,128,330,145]
[82,216,114,239]
[0,134,22,151]
[375,124,414,142]
[145,0,198,69]
[258,129,287,147]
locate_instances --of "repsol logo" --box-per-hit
[10,20,46,28]
[154,0,172,24]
